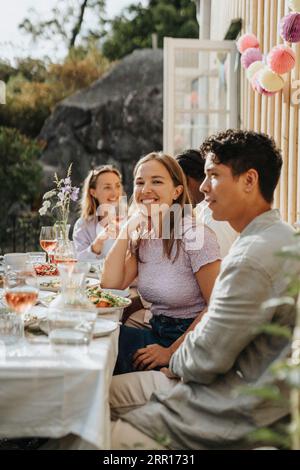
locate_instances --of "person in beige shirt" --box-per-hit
[109,130,298,450]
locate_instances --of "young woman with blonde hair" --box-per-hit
[73,165,124,261]
[101,152,221,374]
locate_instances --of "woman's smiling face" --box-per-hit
[134,160,183,215]
[90,171,122,205]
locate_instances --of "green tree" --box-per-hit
[19,0,106,51]
[102,0,199,61]
[0,127,43,223]
[0,45,110,138]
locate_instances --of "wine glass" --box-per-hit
[40,226,57,263]
[3,264,39,335]
[53,241,78,266]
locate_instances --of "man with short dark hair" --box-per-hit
[176,149,206,206]
[176,149,237,258]
[110,130,297,450]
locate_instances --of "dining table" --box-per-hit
[0,288,122,450]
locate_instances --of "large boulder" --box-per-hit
[39,49,163,193]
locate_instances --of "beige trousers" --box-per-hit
[110,371,178,450]
[124,308,152,329]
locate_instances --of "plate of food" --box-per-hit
[38,277,99,292]
[38,277,60,291]
[86,285,131,313]
[34,263,59,276]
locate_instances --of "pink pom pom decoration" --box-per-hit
[267,45,296,74]
[241,48,263,69]
[237,34,259,53]
[280,12,300,42]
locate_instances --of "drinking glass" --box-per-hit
[52,241,78,266]
[28,252,47,267]
[39,226,57,263]
[3,264,39,337]
[48,262,96,347]
[48,309,96,347]
[0,312,23,344]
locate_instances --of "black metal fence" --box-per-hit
[0,213,55,254]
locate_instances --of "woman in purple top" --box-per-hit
[102,153,221,374]
[73,165,123,261]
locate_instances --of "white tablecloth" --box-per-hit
[0,305,120,450]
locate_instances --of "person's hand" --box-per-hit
[126,211,148,238]
[133,344,173,371]
[91,225,110,254]
[160,367,179,380]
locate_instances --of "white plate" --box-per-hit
[37,317,118,338]
[102,288,130,298]
[93,318,119,337]
[38,277,99,292]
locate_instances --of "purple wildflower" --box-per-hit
[70,187,80,202]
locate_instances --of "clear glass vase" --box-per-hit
[54,222,70,243]
[48,262,97,346]
[52,223,78,264]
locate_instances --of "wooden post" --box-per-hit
[274,0,283,210]
[254,0,264,132]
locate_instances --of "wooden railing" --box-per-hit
[211,0,300,225]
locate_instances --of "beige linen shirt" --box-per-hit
[124,210,298,449]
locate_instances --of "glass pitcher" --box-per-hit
[48,262,97,346]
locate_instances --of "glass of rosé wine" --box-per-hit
[39,226,57,263]
[3,264,39,336]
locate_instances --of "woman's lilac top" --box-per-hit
[137,217,221,320]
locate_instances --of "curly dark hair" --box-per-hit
[199,129,283,204]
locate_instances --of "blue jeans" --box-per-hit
[114,314,194,375]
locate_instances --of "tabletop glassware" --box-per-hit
[48,262,96,347]
[27,252,47,267]
[3,263,39,338]
[52,240,78,266]
[0,311,23,345]
[39,226,58,263]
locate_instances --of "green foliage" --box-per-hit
[48,43,111,97]
[257,323,293,340]
[102,0,199,61]
[0,127,43,222]
[0,61,17,82]
[237,384,284,402]
[0,45,110,137]
[248,428,291,449]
